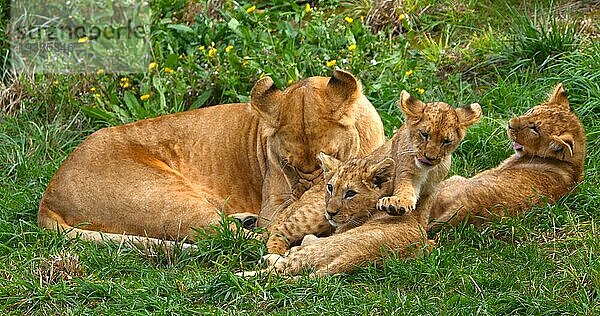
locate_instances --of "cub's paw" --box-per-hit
[376,196,416,216]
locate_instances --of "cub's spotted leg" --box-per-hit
[266,198,333,255]
[266,185,334,255]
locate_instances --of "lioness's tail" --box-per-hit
[37,204,196,251]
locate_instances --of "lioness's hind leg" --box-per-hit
[38,205,198,251]
[39,151,247,242]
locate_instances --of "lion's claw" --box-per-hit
[376,196,415,216]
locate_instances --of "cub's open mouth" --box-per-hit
[513,142,524,151]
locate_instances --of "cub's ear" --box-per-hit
[326,69,361,121]
[250,76,283,128]
[456,103,482,128]
[367,158,396,189]
[317,152,341,177]
[548,83,570,110]
[398,90,426,122]
[550,133,575,157]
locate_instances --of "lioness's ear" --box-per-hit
[326,69,361,120]
[398,90,426,122]
[550,133,574,157]
[367,158,395,189]
[250,76,283,128]
[456,103,482,128]
[548,83,570,110]
[317,152,341,176]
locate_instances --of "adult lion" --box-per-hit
[38,70,385,245]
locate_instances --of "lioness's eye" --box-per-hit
[326,183,333,194]
[344,190,357,199]
[443,139,452,145]
[419,130,429,140]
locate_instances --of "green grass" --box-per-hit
[1,0,599,314]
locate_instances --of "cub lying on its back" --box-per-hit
[265,91,482,255]
[428,84,586,232]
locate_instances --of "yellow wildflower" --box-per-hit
[164,67,174,74]
[305,3,311,13]
[94,93,101,98]
[90,87,96,92]
[242,56,250,66]
[208,48,217,58]
[326,60,337,68]
[399,13,406,21]
[287,79,293,85]
[140,94,151,101]
[97,69,105,75]
[417,88,425,94]
[225,45,234,53]
[344,16,353,23]
[120,77,131,89]
[405,69,413,76]
[198,45,205,51]
[348,44,357,51]
[246,5,256,13]
[78,36,88,43]
[148,62,158,71]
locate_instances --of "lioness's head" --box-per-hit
[399,91,482,168]
[251,70,366,197]
[508,84,586,166]
[317,153,395,233]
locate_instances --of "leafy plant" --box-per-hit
[495,4,582,74]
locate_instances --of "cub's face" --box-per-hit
[508,84,584,163]
[251,70,366,198]
[318,153,395,233]
[399,91,482,168]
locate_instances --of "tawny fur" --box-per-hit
[427,84,586,232]
[37,70,385,245]
[261,214,433,277]
[265,91,482,255]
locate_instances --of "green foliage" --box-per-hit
[499,5,581,74]
[1,0,599,314]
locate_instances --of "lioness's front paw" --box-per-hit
[230,212,258,229]
[376,196,416,216]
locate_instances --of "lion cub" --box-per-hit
[428,84,586,231]
[266,91,482,254]
[318,154,396,233]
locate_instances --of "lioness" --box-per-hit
[38,70,385,246]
